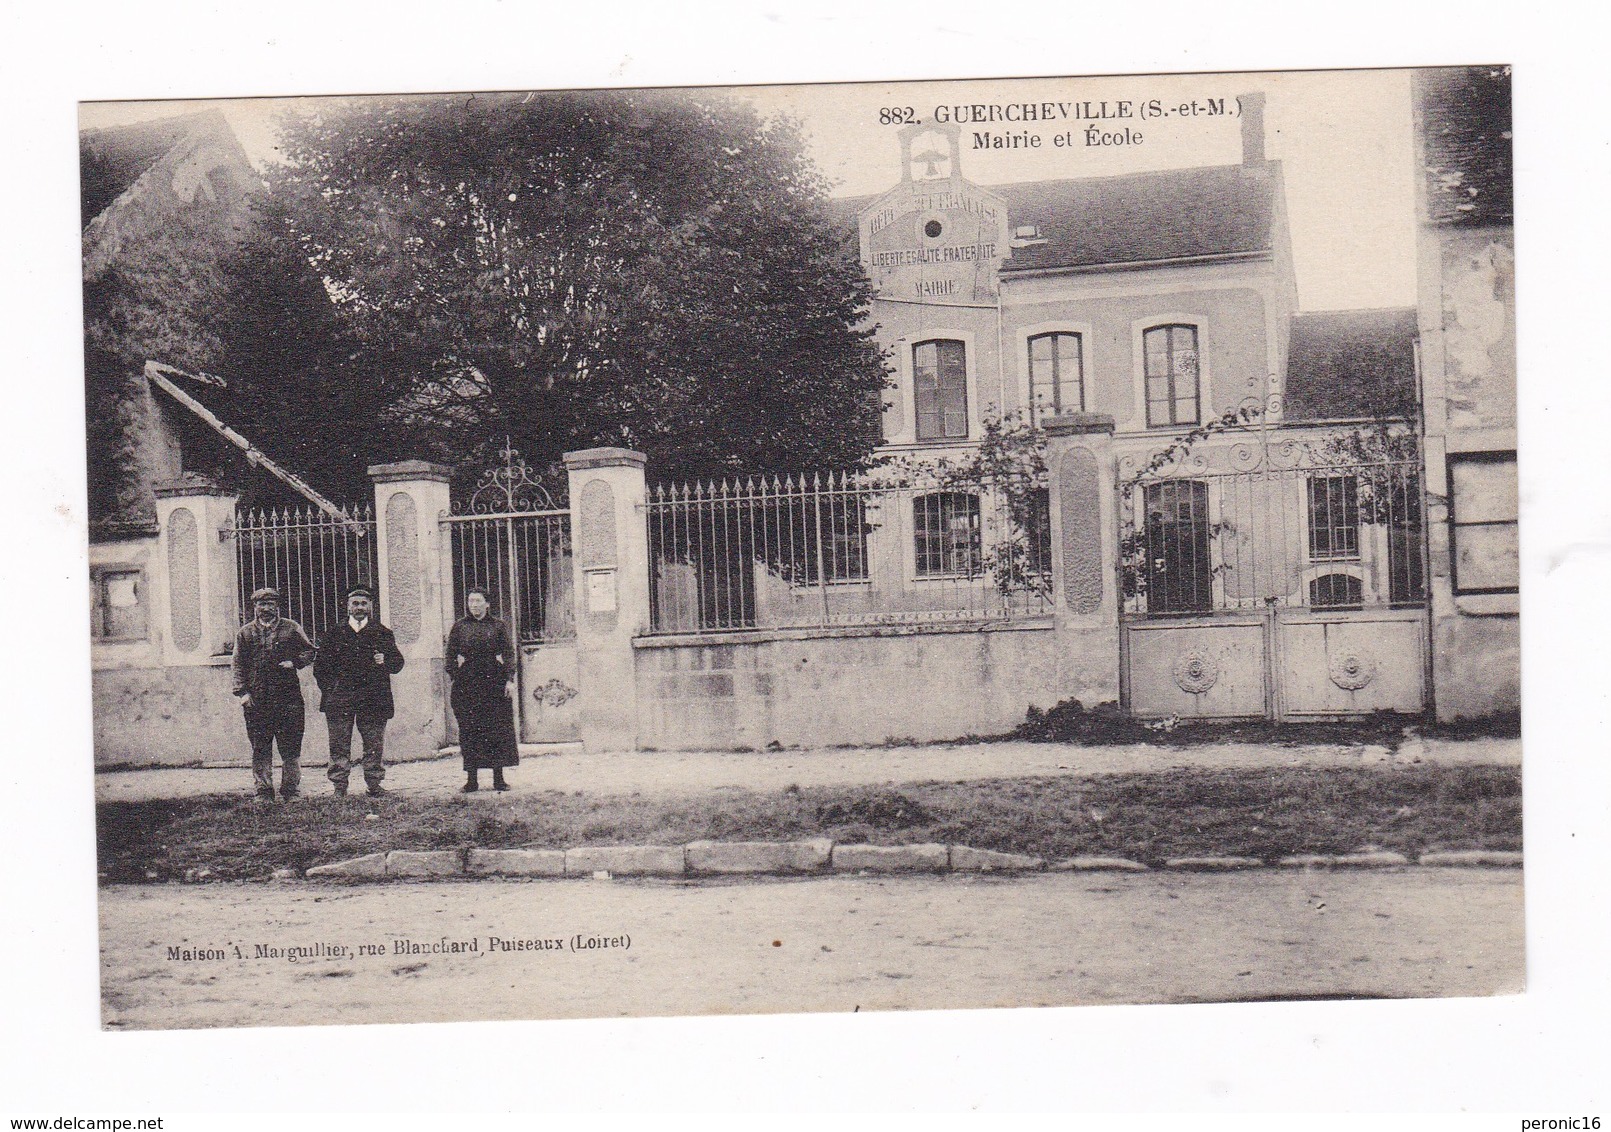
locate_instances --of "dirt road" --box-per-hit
[99,868,1523,1030]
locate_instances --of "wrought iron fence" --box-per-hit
[227,504,378,642]
[645,471,1052,634]
[1117,456,1426,618]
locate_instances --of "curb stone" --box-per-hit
[564,845,685,877]
[1050,856,1148,872]
[1163,856,1263,871]
[831,843,949,873]
[949,846,1045,872]
[306,852,388,878]
[299,842,1523,880]
[386,850,464,878]
[687,839,832,874]
[1419,850,1524,868]
[468,848,566,877]
[1278,852,1411,869]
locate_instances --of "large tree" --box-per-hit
[266,89,890,485]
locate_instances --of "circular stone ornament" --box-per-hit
[1172,651,1220,694]
[1329,651,1378,691]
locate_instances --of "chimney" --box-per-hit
[1240,92,1266,166]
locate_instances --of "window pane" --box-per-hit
[99,570,147,639]
[1142,481,1211,612]
[1308,476,1360,560]
[1144,329,1170,374]
[915,339,967,440]
[1029,335,1056,419]
[1451,457,1518,523]
[1310,573,1363,608]
[1144,325,1200,427]
[1455,523,1519,591]
[914,492,980,576]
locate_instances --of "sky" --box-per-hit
[80,67,1416,312]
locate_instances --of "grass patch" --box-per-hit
[96,764,1521,883]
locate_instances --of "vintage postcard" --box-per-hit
[83,65,1520,1032]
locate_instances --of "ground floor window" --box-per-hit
[91,566,147,641]
[1142,480,1211,613]
[914,491,981,577]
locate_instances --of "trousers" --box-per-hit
[244,700,304,797]
[325,708,387,788]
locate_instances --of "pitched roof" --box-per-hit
[81,110,259,284]
[831,161,1279,273]
[80,110,238,223]
[1283,308,1418,421]
[1416,66,1513,227]
[994,163,1278,272]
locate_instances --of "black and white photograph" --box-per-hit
[77,64,1526,1032]
[18,1,1611,1116]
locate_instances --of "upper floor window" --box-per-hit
[914,339,968,441]
[1028,332,1084,424]
[1143,324,1201,428]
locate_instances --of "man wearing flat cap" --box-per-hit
[231,587,316,801]
[313,584,406,797]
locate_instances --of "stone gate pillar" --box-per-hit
[152,473,239,665]
[563,447,649,753]
[1042,413,1121,706]
[370,460,453,755]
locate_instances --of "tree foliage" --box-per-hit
[264,90,890,484]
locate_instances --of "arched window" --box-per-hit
[1309,573,1364,609]
[1028,332,1084,424]
[913,491,981,577]
[1143,324,1201,428]
[913,339,968,440]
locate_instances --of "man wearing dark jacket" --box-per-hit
[314,584,405,797]
[232,587,316,801]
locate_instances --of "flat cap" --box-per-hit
[249,587,282,603]
[345,584,376,600]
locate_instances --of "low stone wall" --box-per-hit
[633,619,1114,750]
[93,661,447,768]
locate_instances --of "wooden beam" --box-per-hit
[143,361,366,529]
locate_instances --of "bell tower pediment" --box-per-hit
[857,122,1011,305]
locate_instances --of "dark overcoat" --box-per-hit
[446,614,520,770]
[314,620,406,719]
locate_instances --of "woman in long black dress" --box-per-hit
[447,588,519,792]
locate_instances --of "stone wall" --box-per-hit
[634,620,1094,749]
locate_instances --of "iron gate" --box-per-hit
[441,445,577,743]
[1116,445,1431,721]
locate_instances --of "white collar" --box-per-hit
[348,617,370,633]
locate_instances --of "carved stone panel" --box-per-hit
[385,490,421,645]
[579,479,617,569]
[166,506,202,653]
[1058,447,1103,615]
